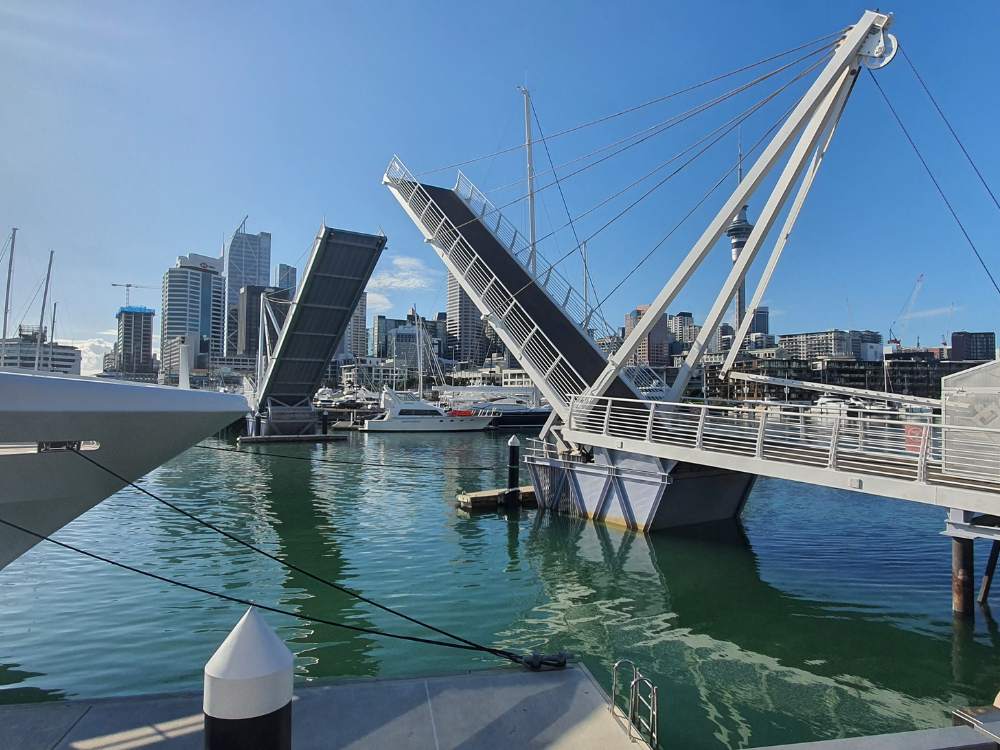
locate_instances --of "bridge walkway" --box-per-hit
[562,395,1000,516]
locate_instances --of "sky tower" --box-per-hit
[726,131,754,330]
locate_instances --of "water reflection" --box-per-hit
[520,515,993,748]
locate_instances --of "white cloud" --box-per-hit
[900,305,959,321]
[368,256,440,291]
[366,291,392,314]
[62,337,115,376]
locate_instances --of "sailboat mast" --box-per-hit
[2,227,16,366]
[34,250,54,371]
[48,301,57,371]
[519,86,537,276]
[415,307,423,397]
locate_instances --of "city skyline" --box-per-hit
[2,2,998,373]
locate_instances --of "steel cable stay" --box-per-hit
[472,45,837,227]
[481,40,840,199]
[899,45,1000,216]
[503,55,828,309]
[65,448,565,669]
[415,27,847,177]
[529,98,602,320]
[868,69,1000,299]
[591,100,800,316]
[506,55,826,290]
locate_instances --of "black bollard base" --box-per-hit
[205,701,291,750]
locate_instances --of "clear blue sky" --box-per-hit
[1,0,998,372]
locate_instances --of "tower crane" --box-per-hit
[887,273,924,351]
[111,282,157,306]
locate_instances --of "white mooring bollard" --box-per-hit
[204,607,294,750]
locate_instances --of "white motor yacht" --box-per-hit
[0,369,248,571]
[362,387,495,432]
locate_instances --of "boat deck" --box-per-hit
[2,665,646,750]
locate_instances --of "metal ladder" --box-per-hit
[610,659,659,747]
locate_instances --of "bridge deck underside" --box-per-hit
[422,184,638,402]
[259,228,385,407]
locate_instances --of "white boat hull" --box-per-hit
[362,415,494,432]
[0,370,248,571]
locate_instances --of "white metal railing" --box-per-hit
[384,157,589,411]
[452,170,667,399]
[610,659,659,748]
[566,395,1000,493]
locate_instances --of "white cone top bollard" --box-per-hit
[204,607,294,721]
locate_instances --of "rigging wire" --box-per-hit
[416,28,847,176]
[68,448,534,663]
[867,69,1000,299]
[477,44,837,223]
[513,55,825,273]
[505,54,828,307]
[196,443,499,471]
[528,99,601,314]
[900,45,1000,216]
[592,100,799,313]
[0,515,515,658]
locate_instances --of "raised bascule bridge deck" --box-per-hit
[386,9,1000,618]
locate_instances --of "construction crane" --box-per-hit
[887,273,924,351]
[111,282,157,306]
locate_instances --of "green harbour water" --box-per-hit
[2,430,999,748]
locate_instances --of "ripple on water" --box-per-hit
[1,433,998,749]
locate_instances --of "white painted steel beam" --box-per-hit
[720,77,850,375]
[667,66,855,400]
[586,11,893,399]
[726,371,941,407]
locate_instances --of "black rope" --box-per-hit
[71,448,500,654]
[867,69,1000,299]
[0,516,502,656]
[195,443,500,472]
[900,44,1000,215]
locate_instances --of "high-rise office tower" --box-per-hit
[951,331,996,361]
[276,263,297,295]
[237,285,289,358]
[446,272,485,366]
[224,229,271,355]
[161,253,225,370]
[115,306,155,372]
[750,306,769,335]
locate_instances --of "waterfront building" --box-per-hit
[750,306,769,335]
[161,253,225,373]
[624,305,674,366]
[0,325,81,374]
[115,306,155,373]
[951,331,996,361]
[447,272,486,366]
[276,263,297,295]
[224,229,271,355]
[501,368,532,388]
[747,332,776,349]
[346,292,367,358]
[102,347,117,373]
[778,329,882,361]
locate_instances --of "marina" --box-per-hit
[3,4,1000,748]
